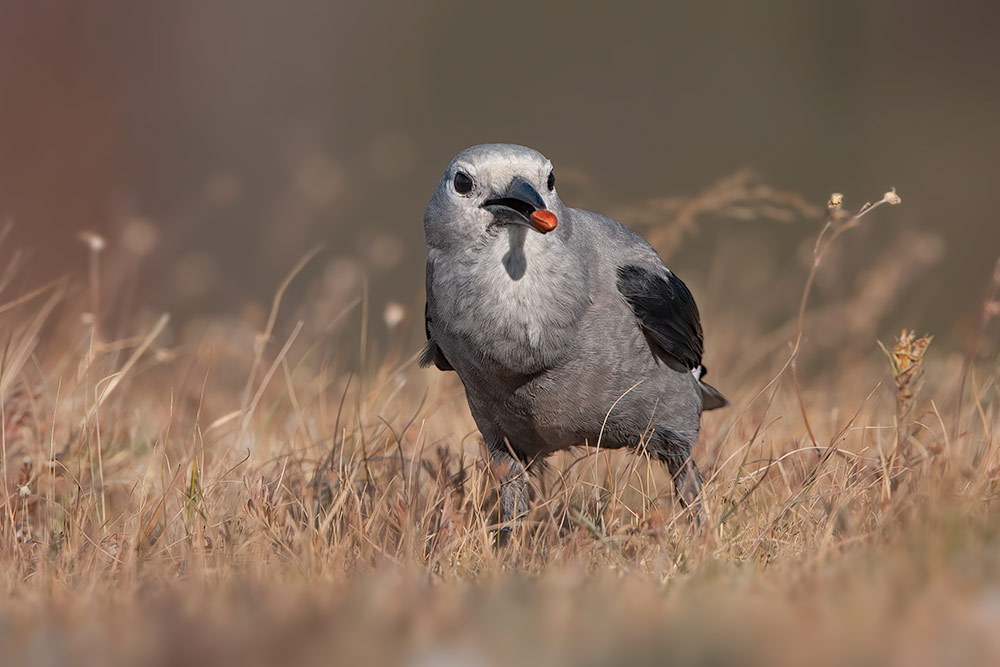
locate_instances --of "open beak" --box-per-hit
[482,176,558,233]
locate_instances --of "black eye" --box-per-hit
[454,171,473,195]
[547,171,555,191]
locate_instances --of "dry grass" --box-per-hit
[1,185,998,667]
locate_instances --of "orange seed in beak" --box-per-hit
[530,209,558,233]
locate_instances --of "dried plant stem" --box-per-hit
[241,320,305,435]
[83,314,170,425]
[0,370,13,548]
[241,245,323,409]
[953,256,1000,440]
[89,245,100,325]
[788,190,901,448]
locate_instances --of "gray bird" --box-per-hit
[421,144,727,527]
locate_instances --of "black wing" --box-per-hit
[617,264,728,410]
[420,301,454,371]
[420,261,454,372]
[616,264,704,372]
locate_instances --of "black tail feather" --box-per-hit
[699,380,728,411]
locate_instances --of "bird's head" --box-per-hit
[424,144,565,250]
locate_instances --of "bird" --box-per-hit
[421,143,727,529]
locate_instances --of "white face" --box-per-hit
[424,144,560,251]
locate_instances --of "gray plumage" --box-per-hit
[421,144,727,526]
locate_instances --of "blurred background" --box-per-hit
[1,0,998,354]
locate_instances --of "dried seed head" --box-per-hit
[984,301,1000,320]
[883,329,933,416]
[884,189,901,205]
[383,302,405,329]
[78,231,106,252]
[890,329,933,378]
[828,193,843,209]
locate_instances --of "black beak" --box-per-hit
[482,176,546,226]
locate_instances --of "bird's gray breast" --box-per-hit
[428,231,589,377]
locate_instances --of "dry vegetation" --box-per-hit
[1,183,998,667]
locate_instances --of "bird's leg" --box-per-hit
[486,439,529,540]
[665,453,704,527]
[647,430,705,526]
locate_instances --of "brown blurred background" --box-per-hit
[1,1,998,350]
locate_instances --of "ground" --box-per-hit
[1,190,998,667]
